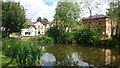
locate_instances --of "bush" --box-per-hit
[62,32,75,43]
[2,38,44,66]
[37,36,54,46]
[29,36,54,46]
[75,27,100,45]
[29,36,39,45]
[47,26,64,43]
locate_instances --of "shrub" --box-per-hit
[62,32,75,43]
[2,38,44,66]
[37,36,54,46]
[47,26,64,43]
[29,36,39,45]
[29,36,54,46]
[75,26,100,45]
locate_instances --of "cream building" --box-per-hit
[33,22,45,35]
[21,21,45,37]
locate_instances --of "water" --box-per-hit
[40,44,120,66]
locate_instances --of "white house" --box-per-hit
[21,26,36,37]
[21,21,45,37]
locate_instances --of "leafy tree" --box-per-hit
[36,17,42,23]
[42,18,48,25]
[54,1,80,30]
[2,2,26,38]
[36,17,49,25]
[81,0,101,18]
[42,18,49,32]
[107,0,120,38]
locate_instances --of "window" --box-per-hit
[25,32,30,35]
[102,32,105,34]
[41,26,43,29]
[98,22,101,25]
[38,31,40,34]
[38,26,40,31]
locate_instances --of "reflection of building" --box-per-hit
[82,14,113,38]
[102,48,119,65]
[104,49,111,65]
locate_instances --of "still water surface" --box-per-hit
[40,44,120,66]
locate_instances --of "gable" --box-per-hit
[34,22,44,26]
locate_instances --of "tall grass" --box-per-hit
[2,38,44,67]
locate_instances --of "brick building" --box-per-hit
[82,14,112,38]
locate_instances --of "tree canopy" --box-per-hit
[107,0,120,38]
[54,2,80,29]
[37,17,42,23]
[107,0,120,22]
[42,18,48,25]
[2,2,26,37]
[37,17,48,25]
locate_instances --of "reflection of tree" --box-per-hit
[46,45,120,66]
[46,45,79,66]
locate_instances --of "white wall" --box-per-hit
[21,27,36,37]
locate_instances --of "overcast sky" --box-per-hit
[11,0,110,22]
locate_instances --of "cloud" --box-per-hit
[12,0,109,22]
[18,0,58,22]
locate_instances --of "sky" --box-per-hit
[11,0,110,22]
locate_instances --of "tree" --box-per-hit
[107,0,120,38]
[2,2,26,38]
[42,18,49,32]
[54,1,80,30]
[81,0,101,20]
[36,17,42,23]
[42,18,48,25]
[47,26,64,43]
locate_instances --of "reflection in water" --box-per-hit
[40,52,56,66]
[40,44,120,66]
[71,52,89,66]
[40,52,90,66]
[102,48,120,66]
[104,49,111,65]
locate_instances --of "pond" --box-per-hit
[40,44,120,66]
